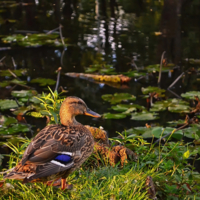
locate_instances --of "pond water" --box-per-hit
[0,1,200,144]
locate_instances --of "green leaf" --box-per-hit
[123,70,146,77]
[183,150,190,159]
[141,86,165,95]
[181,91,200,100]
[11,90,37,98]
[103,113,127,119]
[2,33,61,47]
[49,110,58,124]
[102,93,136,104]
[0,69,27,77]
[10,79,27,85]
[150,99,190,113]
[0,99,23,110]
[111,104,144,112]
[30,78,56,86]
[131,112,159,120]
[27,112,43,118]
[0,81,9,87]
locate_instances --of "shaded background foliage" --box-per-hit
[0,1,200,199]
[1,0,200,165]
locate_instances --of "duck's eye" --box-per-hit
[77,101,84,106]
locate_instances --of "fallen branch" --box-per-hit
[168,72,185,89]
[167,88,182,99]
[59,24,65,46]
[46,26,60,35]
[55,67,62,92]
[0,56,6,63]
[11,82,34,89]
[60,48,66,66]
[8,69,21,80]
[11,57,17,69]
[158,51,166,84]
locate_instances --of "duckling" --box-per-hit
[4,96,101,190]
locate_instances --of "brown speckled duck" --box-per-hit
[4,96,101,190]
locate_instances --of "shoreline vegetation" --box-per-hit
[1,1,200,199]
[1,88,200,199]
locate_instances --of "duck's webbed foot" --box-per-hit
[61,178,73,190]
[46,178,61,187]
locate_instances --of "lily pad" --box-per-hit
[2,33,62,47]
[85,64,116,75]
[0,115,29,135]
[181,91,200,100]
[145,63,175,72]
[111,104,144,112]
[0,69,27,77]
[99,68,116,75]
[10,79,27,85]
[150,99,190,113]
[145,64,160,72]
[0,116,17,126]
[0,124,29,135]
[30,78,56,86]
[141,86,165,95]
[12,104,42,115]
[102,93,136,104]
[183,124,200,139]
[123,70,146,77]
[11,90,37,98]
[167,119,186,127]
[140,127,183,139]
[0,81,9,87]
[85,68,99,73]
[188,59,200,65]
[0,99,23,110]
[131,111,159,120]
[103,113,127,119]
[123,127,151,136]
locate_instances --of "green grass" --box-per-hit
[0,90,200,199]
[0,165,156,200]
[1,137,200,200]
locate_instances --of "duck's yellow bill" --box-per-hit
[84,109,101,118]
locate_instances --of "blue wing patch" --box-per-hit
[55,154,72,163]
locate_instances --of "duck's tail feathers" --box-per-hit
[3,171,33,181]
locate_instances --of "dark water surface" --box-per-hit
[0,0,200,139]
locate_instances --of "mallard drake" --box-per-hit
[4,96,101,190]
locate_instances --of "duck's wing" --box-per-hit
[23,157,74,182]
[5,125,88,181]
[21,125,86,165]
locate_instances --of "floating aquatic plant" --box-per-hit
[102,93,136,104]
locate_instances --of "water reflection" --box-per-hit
[0,0,200,138]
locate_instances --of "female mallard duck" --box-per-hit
[4,96,101,190]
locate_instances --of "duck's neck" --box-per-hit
[60,112,80,126]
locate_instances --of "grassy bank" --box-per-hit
[1,137,200,200]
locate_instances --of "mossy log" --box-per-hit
[85,126,138,166]
[66,73,131,83]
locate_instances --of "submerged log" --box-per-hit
[65,72,131,83]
